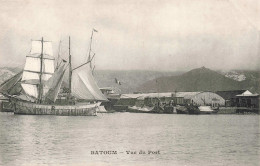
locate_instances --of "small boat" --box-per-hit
[128,106,155,113]
[113,105,128,112]
[187,105,200,114]
[163,105,174,114]
[198,106,219,114]
[128,102,174,114]
[97,105,109,113]
[176,105,188,114]
[176,105,199,114]
[176,105,219,115]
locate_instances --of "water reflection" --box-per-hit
[0,112,259,166]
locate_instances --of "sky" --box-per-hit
[0,0,259,71]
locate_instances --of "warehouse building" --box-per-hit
[116,91,225,107]
[175,91,225,106]
[235,90,259,108]
[216,90,247,106]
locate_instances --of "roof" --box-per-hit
[216,90,247,100]
[236,91,259,97]
[175,92,202,99]
[120,92,203,99]
[236,94,259,97]
[107,94,121,99]
[120,93,173,99]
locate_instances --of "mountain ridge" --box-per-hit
[137,67,260,93]
[0,67,259,94]
[0,67,183,93]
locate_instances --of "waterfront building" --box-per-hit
[216,90,247,106]
[175,92,225,106]
[116,91,225,108]
[235,90,259,108]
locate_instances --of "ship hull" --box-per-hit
[13,100,100,116]
[127,105,168,114]
[128,106,155,113]
[176,106,188,114]
[198,106,219,114]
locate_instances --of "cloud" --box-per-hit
[0,0,259,71]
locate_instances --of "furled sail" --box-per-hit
[44,60,67,102]
[71,63,108,101]
[0,72,22,95]
[21,40,55,99]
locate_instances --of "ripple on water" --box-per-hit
[0,113,259,166]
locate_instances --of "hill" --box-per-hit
[137,67,260,93]
[0,67,16,85]
[93,70,182,93]
[0,68,183,93]
[1,67,258,93]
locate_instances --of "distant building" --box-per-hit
[216,90,259,108]
[216,90,248,107]
[99,87,121,110]
[175,92,225,106]
[235,90,259,108]
[117,93,178,106]
[100,87,116,96]
[115,94,137,107]
[116,91,225,107]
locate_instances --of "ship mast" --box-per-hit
[88,30,94,63]
[56,40,62,70]
[38,37,44,103]
[68,30,97,96]
[69,36,72,96]
[88,29,98,72]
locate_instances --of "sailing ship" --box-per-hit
[0,33,108,116]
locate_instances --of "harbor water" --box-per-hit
[0,112,259,166]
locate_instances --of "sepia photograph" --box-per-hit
[0,0,259,165]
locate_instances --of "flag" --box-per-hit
[115,78,121,85]
[93,28,98,32]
